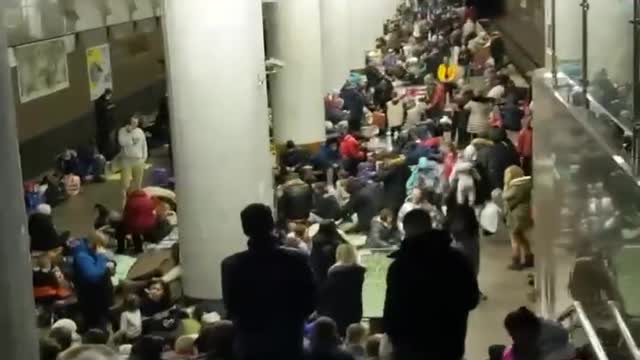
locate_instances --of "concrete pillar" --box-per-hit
[0,4,39,359]
[347,0,367,70]
[321,0,350,92]
[163,0,273,300]
[268,0,326,147]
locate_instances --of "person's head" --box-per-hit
[40,337,62,360]
[443,141,457,155]
[504,307,541,344]
[130,335,165,360]
[345,323,368,345]
[82,328,109,345]
[379,208,394,225]
[403,208,432,238]
[504,165,525,189]
[240,203,275,239]
[49,326,73,352]
[146,279,170,304]
[124,293,141,312]
[102,89,113,100]
[335,244,358,266]
[59,345,119,360]
[195,320,235,356]
[410,188,424,204]
[365,334,383,358]
[127,115,140,131]
[86,231,108,252]
[174,335,197,356]
[311,317,340,347]
[286,140,296,150]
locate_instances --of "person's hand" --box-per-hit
[106,261,116,273]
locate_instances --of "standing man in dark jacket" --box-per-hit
[488,127,520,190]
[94,89,116,160]
[383,209,480,360]
[222,204,315,360]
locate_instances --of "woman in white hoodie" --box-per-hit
[117,116,148,205]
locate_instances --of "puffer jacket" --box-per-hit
[406,157,441,195]
[503,176,533,232]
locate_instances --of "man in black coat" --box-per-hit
[94,89,116,160]
[339,181,383,233]
[278,173,314,223]
[376,158,411,216]
[383,209,480,360]
[222,204,315,360]
[487,127,520,190]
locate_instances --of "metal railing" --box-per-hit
[607,301,640,360]
[557,302,610,360]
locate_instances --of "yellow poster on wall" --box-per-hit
[86,44,113,100]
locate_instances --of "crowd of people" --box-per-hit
[28,0,582,360]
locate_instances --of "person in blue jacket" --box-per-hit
[71,231,115,331]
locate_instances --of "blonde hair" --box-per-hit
[87,230,108,248]
[335,244,358,266]
[504,165,525,190]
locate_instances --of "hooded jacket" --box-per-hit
[488,129,521,190]
[72,239,114,314]
[406,157,441,195]
[504,176,533,232]
[383,230,480,359]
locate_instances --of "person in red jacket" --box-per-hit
[116,190,157,254]
[340,132,365,176]
[517,117,533,176]
[426,82,448,119]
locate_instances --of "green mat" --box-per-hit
[360,249,394,318]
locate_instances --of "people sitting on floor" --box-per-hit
[29,204,69,254]
[284,223,310,254]
[113,294,143,346]
[222,204,315,360]
[278,172,314,224]
[366,208,400,248]
[306,317,356,360]
[317,244,366,336]
[339,180,384,233]
[281,140,309,173]
[57,145,107,184]
[71,231,115,331]
[311,183,342,223]
[340,131,366,176]
[33,250,72,309]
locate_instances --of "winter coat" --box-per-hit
[340,135,364,160]
[465,100,491,135]
[316,264,366,336]
[471,137,495,203]
[377,162,412,214]
[488,136,521,190]
[517,120,533,158]
[383,230,480,359]
[279,179,313,221]
[123,190,157,235]
[29,213,65,252]
[221,237,315,359]
[366,217,397,248]
[503,176,533,232]
[310,223,347,285]
[72,239,114,317]
[387,99,405,128]
[406,157,441,195]
[340,183,384,232]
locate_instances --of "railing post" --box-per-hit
[580,0,590,109]
[551,0,558,86]
[631,1,640,174]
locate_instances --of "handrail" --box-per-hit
[607,301,640,360]
[558,302,611,360]
[573,302,610,360]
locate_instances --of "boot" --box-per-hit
[508,257,524,271]
[523,254,535,268]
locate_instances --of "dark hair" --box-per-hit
[82,328,109,345]
[48,326,72,351]
[195,320,235,357]
[131,335,165,360]
[380,208,394,223]
[403,209,432,238]
[240,203,275,238]
[147,279,171,304]
[504,307,541,341]
[365,335,382,357]
[286,140,296,149]
[124,293,141,312]
[40,337,61,360]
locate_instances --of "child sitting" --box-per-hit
[450,145,480,206]
[33,252,72,309]
[365,334,383,360]
[113,294,142,345]
[344,323,368,360]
